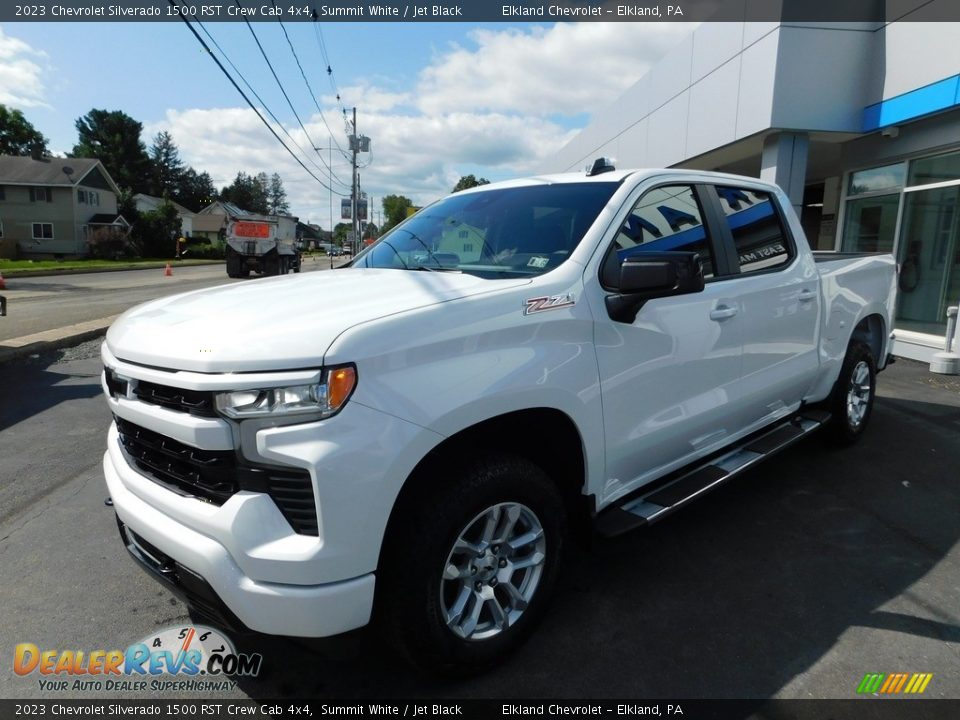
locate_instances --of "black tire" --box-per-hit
[378,454,566,675]
[264,255,280,276]
[225,254,241,278]
[823,340,877,446]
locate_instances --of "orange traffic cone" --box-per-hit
[0,272,5,289]
[164,263,173,277]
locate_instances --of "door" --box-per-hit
[588,183,744,503]
[709,185,821,429]
[896,184,960,335]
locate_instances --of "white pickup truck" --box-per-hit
[101,165,897,672]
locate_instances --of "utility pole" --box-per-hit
[347,108,371,255]
[351,107,358,255]
[313,141,335,263]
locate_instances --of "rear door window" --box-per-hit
[714,186,794,274]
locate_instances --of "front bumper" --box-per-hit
[106,451,375,637]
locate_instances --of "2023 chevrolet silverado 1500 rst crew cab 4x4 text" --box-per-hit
[101,165,897,672]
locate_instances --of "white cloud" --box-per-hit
[148,23,695,226]
[148,106,576,226]
[416,23,695,116]
[0,26,49,108]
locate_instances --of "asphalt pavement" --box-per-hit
[0,256,346,357]
[0,342,958,702]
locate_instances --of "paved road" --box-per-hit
[0,257,343,342]
[1,347,959,702]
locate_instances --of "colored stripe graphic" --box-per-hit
[857,673,932,694]
[857,674,885,693]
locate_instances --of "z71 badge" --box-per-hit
[524,293,576,315]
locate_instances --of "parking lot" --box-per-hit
[1,344,958,700]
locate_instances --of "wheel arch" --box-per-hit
[851,312,886,367]
[377,407,589,573]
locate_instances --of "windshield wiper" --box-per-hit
[412,265,461,273]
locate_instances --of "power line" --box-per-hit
[311,19,351,136]
[270,0,347,161]
[167,0,345,196]
[235,1,352,191]
[193,19,349,191]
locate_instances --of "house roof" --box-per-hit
[88,213,130,226]
[198,200,252,217]
[0,155,120,193]
[198,200,298,223]
[133,193,195,216]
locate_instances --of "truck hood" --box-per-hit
[106,268,529,372]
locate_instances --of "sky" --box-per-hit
[0,19,695,229]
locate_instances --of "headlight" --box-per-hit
[214,365,357,420]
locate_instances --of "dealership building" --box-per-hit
[543,12,960,361]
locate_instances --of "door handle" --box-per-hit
[709,305,738,321]
[798,289,817,303]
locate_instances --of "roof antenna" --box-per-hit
[586,157,616,176]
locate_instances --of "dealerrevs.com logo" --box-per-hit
[14,625,262,692]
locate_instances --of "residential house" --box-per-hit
[192,200,247,244]
[133,193,195,237]
[0,153,128,258]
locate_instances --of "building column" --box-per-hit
[760,132,809,216]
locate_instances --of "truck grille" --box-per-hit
[115,417,319,535]
[135,380,217,417]
[104,368,217,418]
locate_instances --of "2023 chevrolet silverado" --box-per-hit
[101,166,896,671]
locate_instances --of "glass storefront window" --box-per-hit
[896,184,960,334]
[840,194,900,252]
[907,149,960,187]
[847,163,905,195]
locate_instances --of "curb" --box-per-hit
[0,317,116,365]
[0,260,224,279]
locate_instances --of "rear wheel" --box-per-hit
[226,254,241,278]
[379,454,566,674]
[824,340,877,445]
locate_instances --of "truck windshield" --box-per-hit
[351,182,619,278]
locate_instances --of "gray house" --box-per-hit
[0,154,128,258]
[133,193,195,236]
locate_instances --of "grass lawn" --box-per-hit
[0,258,223,275]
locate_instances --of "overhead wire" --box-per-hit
[270,0,348,161]
[167,0,346,195]
[192,18,348,190]
[234,0,353,191]
[311,18,352,136]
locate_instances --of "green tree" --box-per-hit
[149,131,184,198]
[362,222,379,240]
[333,222,351,245]
[220,171,269,214]
[0,104,48,156]
[268,173,290,215]
[132,200,182,258]
[73,109,152,192]
[452,174,490,193]
[176,168,217,212]
[381,194,413,233]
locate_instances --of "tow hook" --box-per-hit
[104,497,114,507]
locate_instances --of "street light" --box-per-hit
[314,143,336,267]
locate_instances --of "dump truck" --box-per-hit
[224,213,301,278]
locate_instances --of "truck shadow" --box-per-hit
[228,391,960,699]
[0,354,104,434]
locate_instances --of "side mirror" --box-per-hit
[605,251,705,323]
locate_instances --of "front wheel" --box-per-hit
[378,454,566,674]
[824,340,877,445]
